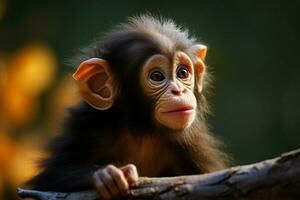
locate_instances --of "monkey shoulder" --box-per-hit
[43,102,123,165]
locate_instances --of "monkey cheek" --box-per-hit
[156,110,196,130]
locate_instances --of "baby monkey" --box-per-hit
[28,15,228,199]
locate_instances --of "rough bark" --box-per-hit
[18,148,300,200]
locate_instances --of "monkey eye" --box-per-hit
[149,70,166,82]
[177,65,190,80]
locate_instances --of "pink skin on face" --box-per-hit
[161,105,194,114]
[161,105,195,118]
[157,102,196,129]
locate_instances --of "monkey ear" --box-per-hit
[193,44,207,61]
[73,58,114,110]
[192,44,207,93]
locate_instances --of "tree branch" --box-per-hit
[18,148,300,200]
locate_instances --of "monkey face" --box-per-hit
[140,52,198,130]
[72,25,207,131]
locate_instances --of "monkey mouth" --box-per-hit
[162,105,194,114]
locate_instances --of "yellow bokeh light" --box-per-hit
[0,133,15,169]
[46,76,80,134]
[8,43,57,96]
[0,133,43,189]
[1,43,57,125]
[51,76,80,116]
[2,83,38,125]
[7,143,43,186]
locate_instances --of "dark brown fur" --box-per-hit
[27,15,229,192]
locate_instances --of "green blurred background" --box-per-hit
[0,0,299,199]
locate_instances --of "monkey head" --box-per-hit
[72,16,207,131]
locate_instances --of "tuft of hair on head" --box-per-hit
[117,14,197,51]
[69,14,203,68]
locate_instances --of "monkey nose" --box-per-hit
[170,83,185,95]
[171,88,181,95]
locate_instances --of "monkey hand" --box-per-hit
[92,164,138,200]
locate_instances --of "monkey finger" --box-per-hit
[120,164,139,186]
[100,167,122,198]
[106,165,129,196]
[92,172,111,200]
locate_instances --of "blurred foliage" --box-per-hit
[0,0,299,199]
[3,44,57,125]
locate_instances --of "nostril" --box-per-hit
[171,88,182,95]
[171,90,179,95]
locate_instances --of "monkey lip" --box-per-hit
[161,106,195,114]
